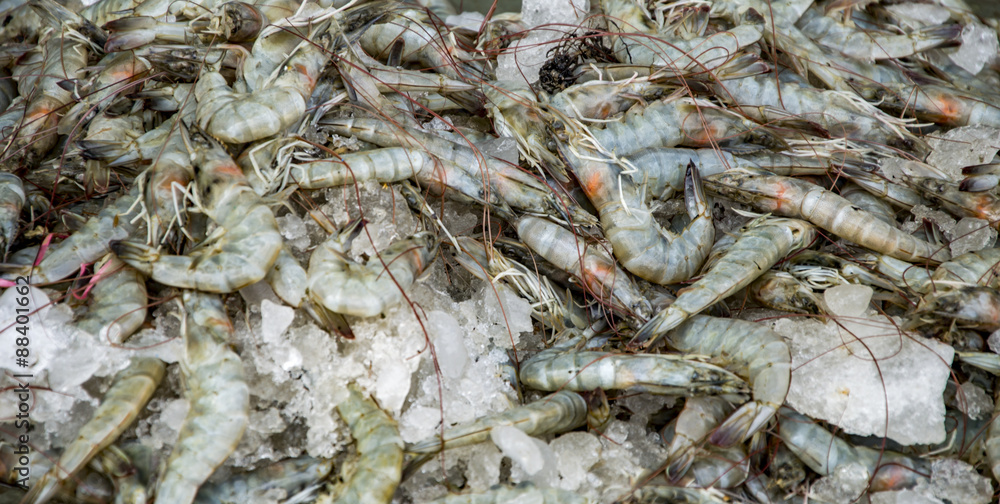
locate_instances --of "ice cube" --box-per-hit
[551,432,602,491]
[774,315,954,445]
[491,426,557,487]
[497,0,589,86]
[926,126,1000,181]
[870,490,944,504]
[809,463,870,503]
[989,329,1000,354]
[824,284,873,317]
[953,381,994,420]
[948,22,1000,76]
[949,218,997,257]
[260,299,295,344]
[428,310,468,380]
[916,458,994,504]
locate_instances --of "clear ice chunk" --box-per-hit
[496,0,590,86]
[810,463,870,503]
[949,218,997,257]
[948,22,1000,76]
[551,432,602,491]
[773,315,954,445]
[926,126,1000,181]
[824,284,873,317]
[491,426,557,487]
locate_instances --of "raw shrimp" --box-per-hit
[453,236,588,331]
[193,456,334,504]
[428,482,589,504]
[519,335,748,396]
[114,127,282,293]
[658,397,732,482]
[73,254,148,344]
[156,291,249,504]
[910,177,1000,230]
[484,80,564,174]
[0,172,24,257]
[841,182,897,225]
[515,216,650,319]
[875,83,1000,128]
[3,33,88,169]
[749,270,822,313]
[712,72,924,152]
[796,3,961,61]
[307,220,437,318]
[407,390,589,455]
[14,184,142,285]
[76,107,145,193]
[666,315,792,446]
[289,147,510,214]
[929,248,1000,292]
[905,286,1000,334]
[989,377,1000,483]
[601,0,764,71]
[561,144,715,286]
[777,407,929,491]
[358,9,484,80]
[23,357,165,504]
[58,52,151,134]
[195,15,334,143]
[705,170,950,264]
[632,217,815,346]
[318,117,590,224]
[576,96,776,158]
[332,384,403,504]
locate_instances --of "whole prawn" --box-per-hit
[632,217,816,346]
[330,384,404,504]
[114,126,282,293]
[307,219,437,318]
[705,170,950,264]
[23,358,165,504]
[156,291,249,504]
[519,334,748,396]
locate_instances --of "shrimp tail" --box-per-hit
[630,307,686,349]
[959,163,1000,192]
[710,402,776,447]
[665,451,696,483]
[914,23,963,49]
[110,241,158,276]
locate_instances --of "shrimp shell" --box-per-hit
[73,254,148,344]
[406,390,588,455]
[777,407,929,491]
[333,384,404,504]
[632,217,815,346]
[668,315,792,446]
[24,358,165,504]
[156,291,249,504]
[519,344,748,396]
[705,171,950,264]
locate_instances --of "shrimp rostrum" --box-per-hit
[113,127,282,293]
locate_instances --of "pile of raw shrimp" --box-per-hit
[4,0,1000,501]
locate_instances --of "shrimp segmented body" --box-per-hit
[796,4,961,61]
[705,171,950,264]
[632,217,816,346]
[667,315,792,446]
[73,254,148,344]
[910,177,1000,230]
[519,337,748,396]
[602,0,764,71]
[290,147,509,213]
[777,407,929,491]
[332,384,403,504]
[156,291,249,504]
[407,390,588,456]
[114,128,282,293]
[561,143,715,286]
[515,216,650,319]
[307,221,437,318]
[18,185,142,284]
[23,358,165,504]
[193,456,334,504]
